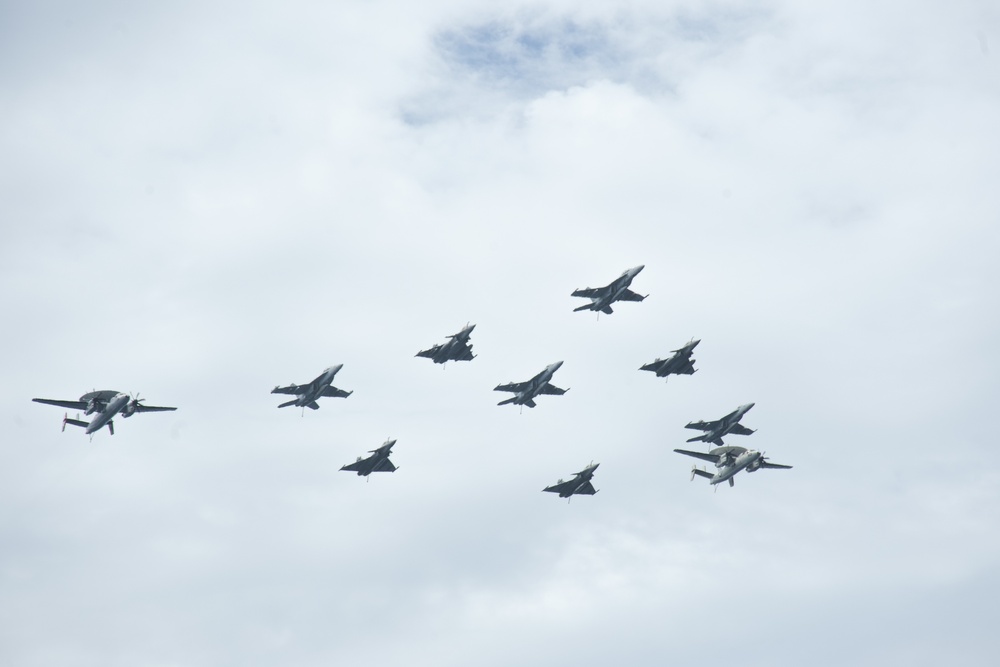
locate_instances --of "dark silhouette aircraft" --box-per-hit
[416,323,476,365]
[341,439,397,477]
[543,462,599,499]
[640,339,700,381]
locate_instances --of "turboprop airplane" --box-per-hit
[571,265,646,315]
[32,390,176,437]
[674,446,791,488]
[271,364,352,411]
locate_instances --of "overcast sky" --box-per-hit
[2,1,999,665]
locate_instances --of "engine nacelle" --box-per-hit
[121,402,137,418]
[85,399,98,415]
[746,460,761,472]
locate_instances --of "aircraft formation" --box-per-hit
[30,265,791,496]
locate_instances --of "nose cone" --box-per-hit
[549,361,564,371]
[631,265,645,275]
[464,324,476,333]
[326,364,344,375]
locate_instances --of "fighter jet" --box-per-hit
[543,462,600,499]
[674,445,791,488]
[640,339,700,381]
[340,439,397,477]
[571,265,646,315]
[494,361,568,409]
[271,365,352,411]
[32,390,176,437]
[416,323,476,365]
[685,403,756,446]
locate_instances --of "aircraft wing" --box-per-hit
[538,383,567,395]
[543,480,576,495]
[415,345,442,359]
[320,386,352,398]
[729,424,755,436]
[685,420,720,432]
[32,398,87,410]
[372,458,396,473]
[340,458,372,474]
[617,288,646,302]
[133,404,177,413]
[575,481,597,495]
[673,448,722,464]
[571,287,607,299]
[272,384,308,396]
[495,381,529,393]
[759,461,792,470]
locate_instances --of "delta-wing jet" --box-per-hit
[416,324,476,365]
[272,365,352,411]
[32,390,176,437]
[571,265,646,315]
[674,446,791,488]
[640,339,700,381]
[543,462,599,499]
[340,439,397,477]
[685,403,755,446]
[494,361,568,409]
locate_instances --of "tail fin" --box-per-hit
[691,467,713,481]
[62,413,88,432]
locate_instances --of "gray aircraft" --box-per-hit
[640,339,700,380]
[674,445,791,488]
[32,390,176,437]
[685,403,756,446]
[272,365,352,411]
[340,439,397,477]
[571,265,646,315]
[416,323,476,365]
[494,361,568,408]
[543,462,600,499]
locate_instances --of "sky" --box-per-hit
[2,0,999,665]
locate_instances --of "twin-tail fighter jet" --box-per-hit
[543,462,599,499]
[272,365,352,412]
[685,403,755,447]
[32,390,177,437]
[416,323,476,365]
[674,446,791,488]
[640,339,700,381]
[571,265,647,315]
[494,361,568,409]
[340,439,397,477]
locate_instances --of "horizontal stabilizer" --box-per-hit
[600,306,614,315]
[62,413,88,431]
[307,401,320,410]
[523,398,536,408]
[691,467,714,481]
[277,399,298,408]
[497,396,518,406]
[573,302,595,312]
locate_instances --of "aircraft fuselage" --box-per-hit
[85,392,130,434]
